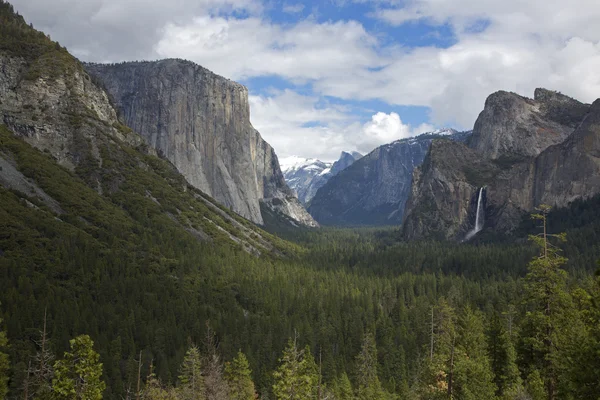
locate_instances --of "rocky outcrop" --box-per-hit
[403,89,598,240]
[469,89,588,160]
[329,151,363,176]
[85,60,317,227]
[0,53,142,174]
[308,130,469,226]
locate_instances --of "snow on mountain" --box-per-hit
[281,152,362,205]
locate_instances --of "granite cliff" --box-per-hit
[85,60,317,227]
[308,130,468,226]
[403,89,597,240]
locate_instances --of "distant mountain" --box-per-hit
[403,89,596,240]
[308,129,469,226]
[281,151,362,205]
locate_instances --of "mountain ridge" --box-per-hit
[308,130,470,226]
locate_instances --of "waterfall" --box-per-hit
[465,187,485,241]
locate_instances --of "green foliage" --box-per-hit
[355,333,387,400]
[521,206,575,399]
[177,345,204,400]
[0,304,9,400]
[224,352,255,400]
[0,0,80,80]
[272,339,319,400]
[452,307,497,400]
[525,370,546,400]
[143,373,178,400]
[331,373,354,400]
[52,335,105,400]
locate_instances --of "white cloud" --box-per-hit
[362,112,428,144]
[11,0,262,61]
[155,17,384,81]
[249,92,433,161]
[11,0,600,156]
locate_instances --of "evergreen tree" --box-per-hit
[52,335,105,400]
[144,370,178,400]
[224,351,255,400]
[452,307,497,400]
[416,299,457,400]
[272,337,319,400]
[332,373,354,400]
[177,345,204,400]
[355,332,386,400]
[521,205,571,400]
[0,304,9,400]
[489,307,522,399]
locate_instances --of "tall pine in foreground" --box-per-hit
[355,332,387,400]
[178,345,204,400]
[521,205,579,400]
[52,335,105,400]
[224,351,255,400]
[272,337,319,400]
[452,306,497,400]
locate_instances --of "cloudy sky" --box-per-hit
[11,0,600,161]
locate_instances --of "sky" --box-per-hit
[10,0,600,161]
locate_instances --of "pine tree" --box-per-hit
[144,368,178,400]
[355,332,386,400]
[224,351,255,400]
[489,308,523,400]
[52,335,106,400]
[272,337,319,400]
[452,306,497,400]
[0,304,9,400]
[522,205,571,400]
[332,373,354,400]
[177,344,204,400]
[417,299,457,400]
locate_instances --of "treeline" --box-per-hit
[2,208,600,399]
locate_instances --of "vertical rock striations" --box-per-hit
[308,130,469,226]
[403,89,598,240]
[85,60,317,227]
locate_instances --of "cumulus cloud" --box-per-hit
[155,17,383,81]
[361,112,432,149]
[249,92,431,160]
[10,0,261,61]
[11,0,600,156]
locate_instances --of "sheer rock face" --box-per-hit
[403,89,599,240]
[308,131,468,226]
[85,60,317,227]
[402,140,499,240]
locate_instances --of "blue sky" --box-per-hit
[12,0,600,161]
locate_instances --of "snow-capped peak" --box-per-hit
[279,156,319,173]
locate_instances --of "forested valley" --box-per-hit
[2,159,600,400]
[2,1,600,399]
